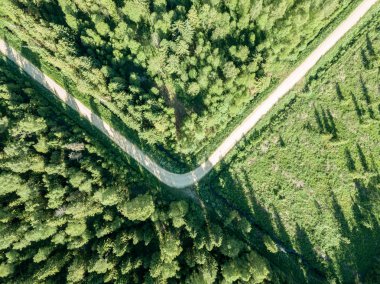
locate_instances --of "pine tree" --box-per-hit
[118,194,155,221]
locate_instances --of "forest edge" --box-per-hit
[0,0,378,188]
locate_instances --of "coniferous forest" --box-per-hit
[1,0,380,283]
[0,0,360,166]
[0,58,277,283]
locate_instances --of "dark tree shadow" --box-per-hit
[200,140,380,283]
[313,105,338,139]
[278,134,286,147]
[366,34,376,57]
[335,83,344,101]
[20,41,42,69]
[200,162,328,283]
[314,106,324,133]
[331,177,380,282]
[326,108,338,139]
[294,224,326,280]
[351,92,363,123]
[329,190,350,237]
[344,147,356,172]
[13,0,66,26]
[360,76,375,119]
[360,48,370,69]
[356,143,369,172]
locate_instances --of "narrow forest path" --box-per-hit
[0,0,378,188]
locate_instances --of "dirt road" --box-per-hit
[0,0,377,188]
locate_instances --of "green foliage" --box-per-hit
[169,200,188,228]
[65,222,87,237]
[263,235,278,254]
[67,257,86,283]
[33,247,54,263]
[0,0,358,164]
[209,16,380,283]
[93,187,121,206]
[0,59,275,283]
[119,194,155,221]
[0,1,375,282]
[221,251,271,283]
[0,263,14,278]
[220,236,244,258]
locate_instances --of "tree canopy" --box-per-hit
[0,0,357,164]
[0,58,277,283]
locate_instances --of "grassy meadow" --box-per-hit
[200,8,380,283]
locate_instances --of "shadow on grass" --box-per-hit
[359,76,376,119]
[200,152,380,282]
[199,162,327,283]
[20,42,42,69]
[13,0,67,26]
[331,177,380,282]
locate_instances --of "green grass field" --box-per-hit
[200,10,380,282]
